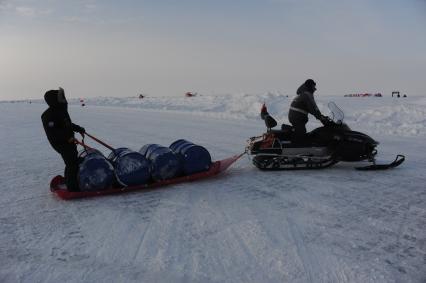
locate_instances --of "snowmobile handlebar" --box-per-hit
[320,115,335,127]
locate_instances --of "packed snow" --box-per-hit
[0,94,425,282]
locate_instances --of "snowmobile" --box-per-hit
[246,102,405,170]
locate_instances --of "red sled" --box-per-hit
[50,153,243,200]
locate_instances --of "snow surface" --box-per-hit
[0,94,425,282]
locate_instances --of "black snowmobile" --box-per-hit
[247,102,404,170]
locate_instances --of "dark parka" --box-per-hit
[288,80,322,144]
[289,82,322,119]
[41,90,84,191]
[41,90,83,152]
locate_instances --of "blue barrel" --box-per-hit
[78,149,115,191]
[108,148,151,187]
[140,144,162,158]
[169,139,189,152]
[169,140,212,175]
[139,144,182,181]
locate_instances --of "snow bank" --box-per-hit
[10,93,426,137]
[67,93,290,121]
[76,94,426,137]
[353,104,426,137]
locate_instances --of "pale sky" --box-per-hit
[1,0,425,100]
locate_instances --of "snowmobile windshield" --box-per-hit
[328,102,344,123]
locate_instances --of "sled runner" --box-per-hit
[50,153,243,200]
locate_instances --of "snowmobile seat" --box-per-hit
[281,124,294,134]
[266,124,294,141]
[269,129,292,141]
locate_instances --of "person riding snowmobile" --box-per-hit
[288,79,329,145]
[41,88,85,191]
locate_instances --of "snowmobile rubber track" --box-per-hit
[252,155,339,170]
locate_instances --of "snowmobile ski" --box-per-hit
[50,153,243,200]
[355,155,405,171]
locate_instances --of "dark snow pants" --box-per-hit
[288,110,309,145]
[57,144,80,191]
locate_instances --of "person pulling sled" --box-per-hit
[41,88,85,191]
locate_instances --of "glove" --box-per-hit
[319,115,333,126]
[76,126,85,135]
[260,103,269,120]
[260,103,267,113]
